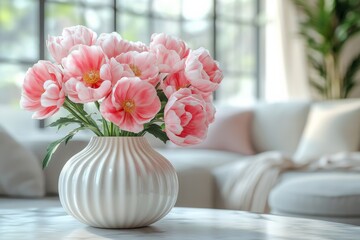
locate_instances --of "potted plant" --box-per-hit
[292,0,360,99]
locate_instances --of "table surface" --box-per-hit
[1,207,360,240]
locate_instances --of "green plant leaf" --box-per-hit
[307,54,326,78]
[157,89,168,103]
[74,102,85,112]
[334,6,360,51]
[47,117,83,130]
[309,77,326,95]
[343,53,360,97]
[344,53,360,81]
[145,124,169,144]
[157,90,169,114]
[293,0,360,99]
[344,81,355,98]
[42,127,86,169]
[293,0,315,20]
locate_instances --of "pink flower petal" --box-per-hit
[62,45,110,103]
[100,77,161,133]
[164,88,209,146]
[20,61,65,119]
[47,25,97,63]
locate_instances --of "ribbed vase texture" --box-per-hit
[58,137,179,228]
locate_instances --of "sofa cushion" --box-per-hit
[269,172,360,217]
[0,126,45,197]
[294,99,360,162]
[195,108,255,155]
[252,101,310,155]
[168,107,255,155]
[156,148,242,208]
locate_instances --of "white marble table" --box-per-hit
[1,207,360,240]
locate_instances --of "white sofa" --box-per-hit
[1,99,359,225]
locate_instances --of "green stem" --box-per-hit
[109,122,115,136]
[63,99,103,136]
[156,113,164,119]
[95,101,111,136]
[69,100,100,129]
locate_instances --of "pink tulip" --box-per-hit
[100,77,161,133]
[161,67,218,122]
[162,68,190,98]
[20,61,65,119]
[150,33,189,59]
[100,58,135,85]
[115,51,160,86]
[151,45,185,74]
[47,25,97,64]
[164,88,208,146]
[188,87,216,124]
[62,45,111,103]
[203,93,216,124]
[185,47,223,95]
[96,32,148,59]
[162,71,216,124]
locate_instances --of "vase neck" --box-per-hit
[88,136,150,149]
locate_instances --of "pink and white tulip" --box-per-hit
[162,68,190,98]
[96,32,148,59]
[21,25,223,146]
[62,45,111,103]
[150,33,190,59]
[151,45,185,74]
[46,25,97,64]
[202,93,216,124]
[185,47,223,95]
[20,61,65,119]
[100,77,161,133]
[115,51,160,86]
[161,67,218,122]
[164,88,208,146]
[100,58,135,85]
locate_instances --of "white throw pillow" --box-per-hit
[0,126,45,197]
[168,107,256,155]
[252,101,310,155]
[294,100,360,163]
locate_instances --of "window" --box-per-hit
[0,0,263,125]
[216,0,264,104]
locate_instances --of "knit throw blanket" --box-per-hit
[219,151,360,213]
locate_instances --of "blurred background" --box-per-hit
[0,0,265,135]
[1,0,359,136]
[0,0,263,103]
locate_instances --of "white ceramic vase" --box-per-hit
[58,136,178,228]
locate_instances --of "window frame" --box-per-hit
[0,0,264,128]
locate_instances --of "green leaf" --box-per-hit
[293,0,315,20]
[342,53,360,97]
[157,89,168,103]
[293,0,360,99]
[344,53,360,82]
[74,102,85,112]
[47,117,83,130]
[309,77,326,95]
[307,54,326,78]
[344,82,355,98]
[161,101,167,110]
[145,124,169,144]
[42,127,86,169]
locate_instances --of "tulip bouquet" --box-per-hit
[20,25,223,167]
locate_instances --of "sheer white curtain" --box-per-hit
[264,0,311,101]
